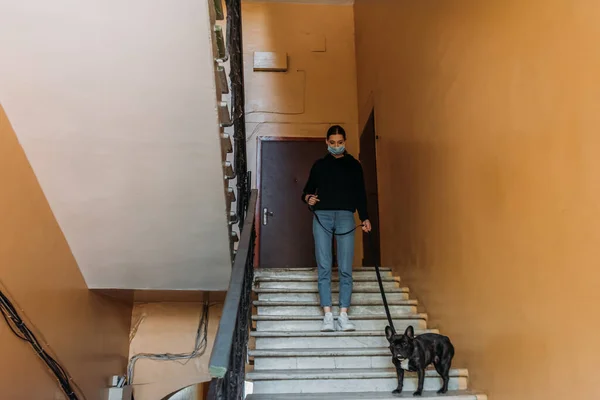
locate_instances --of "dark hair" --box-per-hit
[326,125,346,140]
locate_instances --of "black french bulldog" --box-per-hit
[386,325,455,396]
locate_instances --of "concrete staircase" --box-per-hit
[246,267,487,400]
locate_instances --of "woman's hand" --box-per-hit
[362,219,372,232]
[305,194,320,206]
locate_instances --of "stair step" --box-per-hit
[253,314,427,332]
[254,300,417,306]
[254,287,409,294]
[257,292,410,302]
[255,275,398,282]
[251,347,394,357]
[247,368,468,394]
[254,301,417,316]
[255,267,392,274]
[247,391,486,400]
[250,347,394,370]
[251,329,437,338]
[249,266,486,399]
[251,329,439,349]
[257,281,401,290]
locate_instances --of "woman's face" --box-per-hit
[326,133,345,149]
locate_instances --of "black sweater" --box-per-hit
[302,153,369,221]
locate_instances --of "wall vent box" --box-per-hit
[253,52,288,72]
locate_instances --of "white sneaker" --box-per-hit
[321,312,335,332]
[337,312,356,331]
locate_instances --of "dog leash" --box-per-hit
[307,191,361,236]
[309,205,363,236]
[366,232,397,335]
[308,205,397,335]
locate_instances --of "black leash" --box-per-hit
[366,232,396,335]
[308,206,397,335]
[309,205,363,236]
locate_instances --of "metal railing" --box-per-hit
[208,0,253,397]
[207,189,257,400]
[225,0,249,229]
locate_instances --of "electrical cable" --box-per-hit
[0,285,84,400]
[246,121,347,143]
[126,301,210,385]
[243,68,347,143]
[245,70,307,117]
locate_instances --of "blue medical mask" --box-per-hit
[328,145,345,156]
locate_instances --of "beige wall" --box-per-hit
[242,2,363,262]
[0,0,232,291]
[128,302,223,400]
[0,105,132,399]
[354,1,600,399]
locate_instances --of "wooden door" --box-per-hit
[258,138,325,268]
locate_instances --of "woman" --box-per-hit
[302,125,372,331]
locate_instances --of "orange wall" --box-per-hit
[242,2,363,262]
[0,105,132,399]
[128,302,223,400]
[354,1,600,399]
[242,2,359,152]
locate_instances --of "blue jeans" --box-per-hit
[313,210,355,309]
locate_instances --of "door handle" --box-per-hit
[263,207,274,225]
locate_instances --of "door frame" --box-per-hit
[359,108,382,266]
[255,136,325,268]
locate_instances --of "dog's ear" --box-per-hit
[385,326,394,342]
[404,325,415,339]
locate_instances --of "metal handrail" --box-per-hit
[225,0,248,230]
[208,190,257,380]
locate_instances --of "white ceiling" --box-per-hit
[0,0,233,290]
